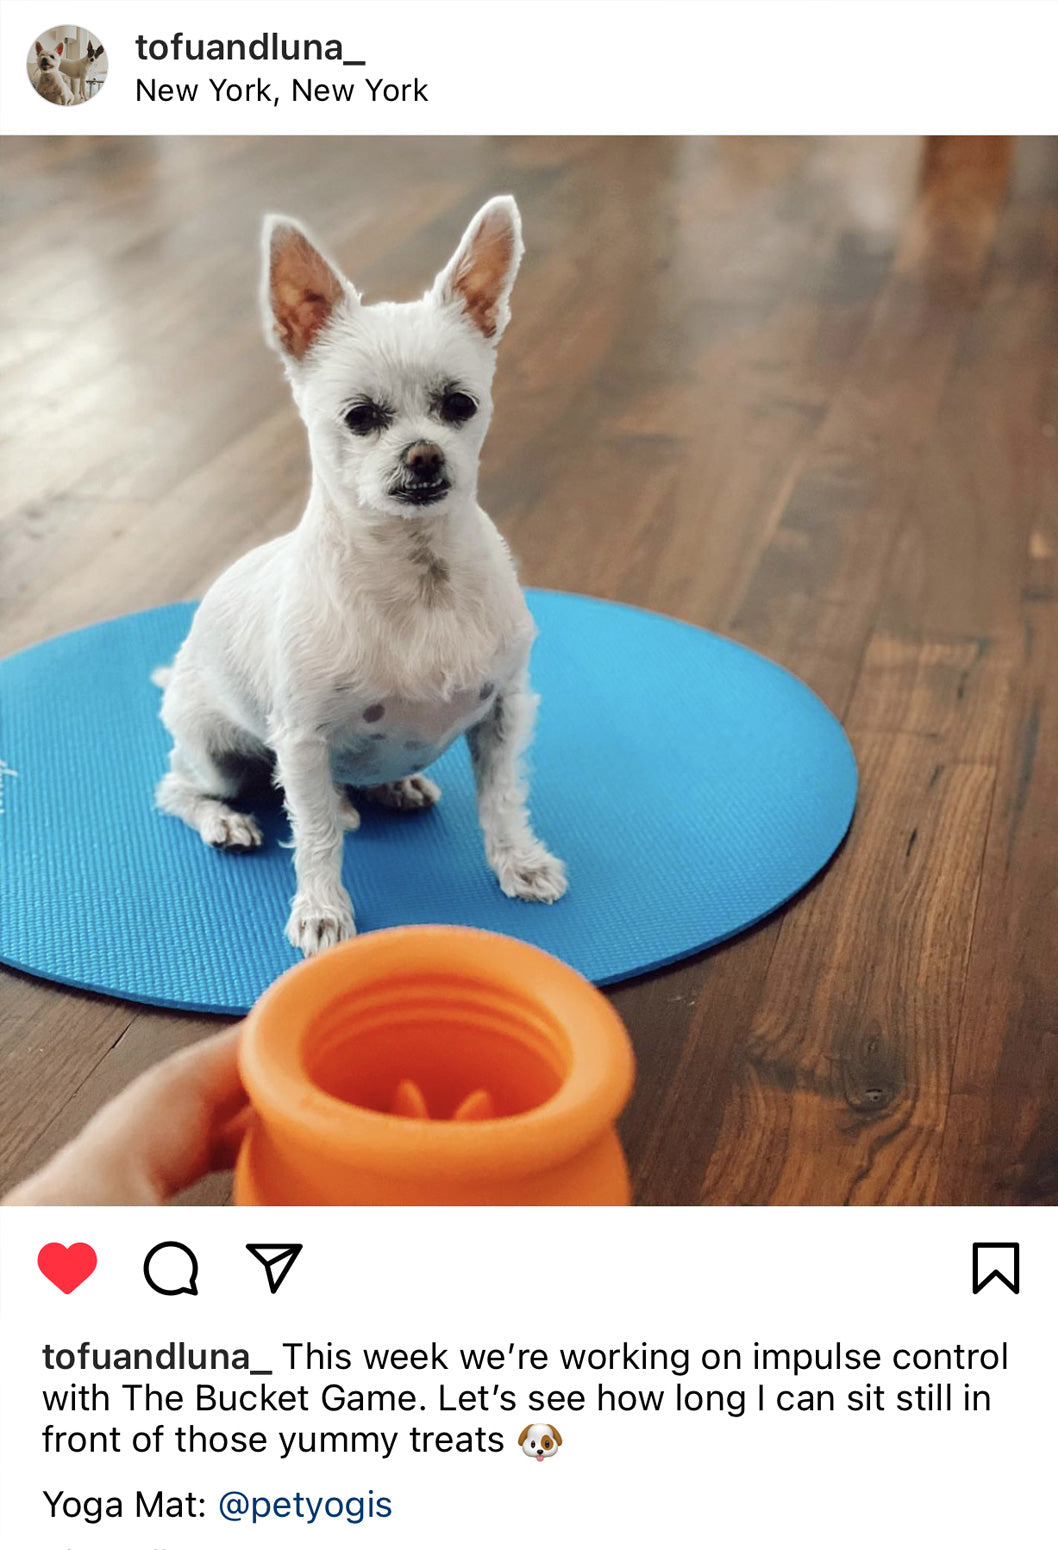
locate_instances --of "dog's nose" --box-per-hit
[402,441,445,482]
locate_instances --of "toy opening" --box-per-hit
[303,973,569,1122]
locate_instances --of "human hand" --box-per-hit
[3,1025,249,1206]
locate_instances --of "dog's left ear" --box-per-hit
[432,196,523,343]
[55,42,64,55]
[549,1425,563,1447]
[262,216,352,363]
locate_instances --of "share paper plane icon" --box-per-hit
[246,1243,303,1294]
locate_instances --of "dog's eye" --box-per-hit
[344,401,390,436]
[438,390,478,426]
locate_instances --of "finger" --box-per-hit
[5,1024,247,1206]
[211,1104,254,1174]
[91,1024,248,1200]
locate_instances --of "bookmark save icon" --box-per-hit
[246,1243,303,1294]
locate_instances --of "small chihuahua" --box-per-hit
[33,42,73,105]
[60,40,104,102]
[157,196,567,956]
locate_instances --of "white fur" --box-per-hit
[60,42,104,102]
[33,44,73,105]
[157,197,567,956]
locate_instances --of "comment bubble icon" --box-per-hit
[143,1241,199,1297]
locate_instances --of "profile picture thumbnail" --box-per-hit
[27,25,106,105]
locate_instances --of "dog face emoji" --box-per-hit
[518,1422,562,1461]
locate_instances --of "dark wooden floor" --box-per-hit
[1,136,1055,1205]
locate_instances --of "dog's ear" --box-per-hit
[517,1426,530,1446]
[432,195,523,343]
[549,1425,562,1446]
[262,216,352,363]
[35,41,43,55]
[55,42,64,56]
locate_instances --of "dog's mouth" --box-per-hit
[390,478,451,508]
[39,58,54,70]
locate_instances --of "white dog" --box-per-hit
[33,43,73,105]
[60,41,104,102]
[519,1423,562,1460]
[157,196,567,956]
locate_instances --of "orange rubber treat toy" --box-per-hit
[234,925,636,1205]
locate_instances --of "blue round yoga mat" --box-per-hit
[0,593,855,1014]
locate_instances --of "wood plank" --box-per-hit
[700,725,997,1203]
[9,1003,235,1206]
[688,139,1015,1202]
[728,138,1013,700]
[935,596,1058,1204]
[0,971,138,1184]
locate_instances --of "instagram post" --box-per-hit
[0,2,1054,1545]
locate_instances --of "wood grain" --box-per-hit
[1,135,1054,1205]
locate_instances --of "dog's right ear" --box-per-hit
[517,1426,530,1446]
[35,41,43,55]
[262,216,353,363]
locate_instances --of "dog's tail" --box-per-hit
[150,665,173,691]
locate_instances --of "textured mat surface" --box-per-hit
[0,593,856,1013]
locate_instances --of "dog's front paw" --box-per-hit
[201,809,263,851]
[491,842,568,904]
[285,890,356,957]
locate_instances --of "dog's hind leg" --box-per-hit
[156,746,263,852]
[336,788,362,830]
[156,673,268,850]
[359,775,440,812]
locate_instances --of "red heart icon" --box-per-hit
[38,1242,97,1294]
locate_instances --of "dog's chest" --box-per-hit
[328,680,496,786]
